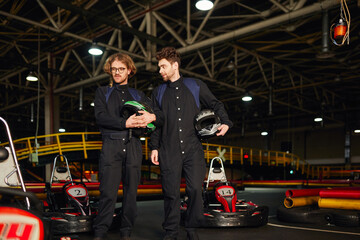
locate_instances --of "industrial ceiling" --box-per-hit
[0,0,359,141]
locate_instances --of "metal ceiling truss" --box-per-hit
[0,0,359,139]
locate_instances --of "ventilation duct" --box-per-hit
[322,10,330,53]
[268,84,273,116]
[317,10,334,59]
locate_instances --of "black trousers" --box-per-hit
[93,134,143,237]
[159,147,206,237]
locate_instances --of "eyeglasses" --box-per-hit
[111,67,127,73]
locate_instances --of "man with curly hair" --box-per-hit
[150,47,232,240]
[93,53,156,240]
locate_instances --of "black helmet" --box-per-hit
[194,109,221,138]
[120,101,156,135]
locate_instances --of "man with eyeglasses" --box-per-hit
[93,53,157,240]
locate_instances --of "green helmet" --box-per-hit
[120,101,156,135]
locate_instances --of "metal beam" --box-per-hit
[43,0,167,46]
[177,0,339,54]
[152,11,187,47]
[0,11,145,60]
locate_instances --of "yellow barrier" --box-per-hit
[284,196,320,208]
[318,198,360,210]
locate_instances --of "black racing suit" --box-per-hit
[149,76,233,238]
[93,83,152,238]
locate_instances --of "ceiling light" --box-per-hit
[261,131,268,136]
[147,84,154,91]
[90,102,95,107]
[195,0,213,11]
[242,93,252,102]
[227,61,234,70]
[59,128,66,133]
[334,75,341,82]
[354,129,360,134]
[314,117,323,122]
[88,43,103,56]
[26,72,38,81]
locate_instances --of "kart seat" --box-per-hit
[53,166,71,182]
[208,167,226,182]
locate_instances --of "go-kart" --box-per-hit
[42,154,94,234]
[0,115,123,237]
[0,187,52,240]
[0,116,52,240]
[181,157,269,227]
[0,116,125,238]
[42,154,123,234]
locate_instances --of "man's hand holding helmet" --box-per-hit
[216,124,229,136]
[135,110,156,128]
[121,101,156,134]
[125,114,141,128]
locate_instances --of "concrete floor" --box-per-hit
[56,187,360,240]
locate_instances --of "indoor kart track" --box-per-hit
[65,187,360,240]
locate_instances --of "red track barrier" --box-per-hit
[319,189,360,199]
[285,188,325,198]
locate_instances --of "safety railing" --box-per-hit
[2,132,103,161]
[202,143,305,171]
[1,132,358,179]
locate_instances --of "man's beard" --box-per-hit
[163,70,175,81]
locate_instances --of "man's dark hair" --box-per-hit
[156,47,181,67]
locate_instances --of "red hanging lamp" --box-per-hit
[333,19,347,43]
[330,0,350,46]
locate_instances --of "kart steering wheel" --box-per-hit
[62,181,87,193]
[213,180,233,190]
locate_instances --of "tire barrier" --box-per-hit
[284,196,319,208]
[279,187,360,227]
[327,210,360,227]
[278,206,360,227]
[277,205,330,225]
